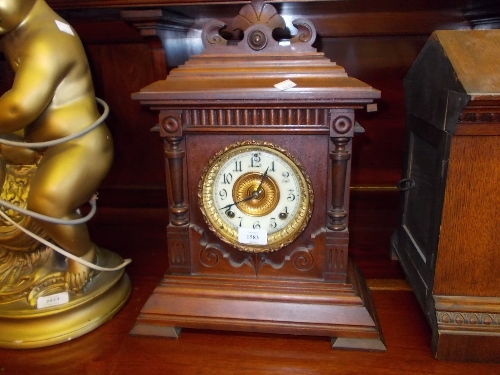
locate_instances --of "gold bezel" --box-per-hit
[198,140,314,253]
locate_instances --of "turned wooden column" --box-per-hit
[159,110,190,273]
[328,136,351,231]
[325,111,354,282]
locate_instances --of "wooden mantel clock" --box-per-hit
[130,0,384,350]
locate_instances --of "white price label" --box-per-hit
[37,292,69,309]
[274,79,297,91]
[238,228,267,245]
[55,20,74,36]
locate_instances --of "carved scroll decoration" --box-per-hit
[200,0,317,54]
[290,18,317,45]
[202,20,228,48]
[197,222,315,275]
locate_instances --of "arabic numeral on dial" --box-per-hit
[238,217,243,227]
[234,161,242,172]
[253,221,261,229]
[270,161,275,172]
[287,189,296,201]
[282,171,290,183]
[219,189,228,200]
[250,153,261,168]
[279,207,289,220]
[269,218,277,229]
[222,173,233,184]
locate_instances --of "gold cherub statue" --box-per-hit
[0,0,130,348]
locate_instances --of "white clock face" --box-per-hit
[199,141,313,253]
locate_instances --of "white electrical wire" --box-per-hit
[0,97,109,149]
[0,208,131,271]
[0,194,97,225]
[0,97,132,271]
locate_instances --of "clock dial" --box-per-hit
[199,141,313,253]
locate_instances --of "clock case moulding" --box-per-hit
[130,0,384,350]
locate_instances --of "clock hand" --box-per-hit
[256,167,269,194]
[219,167,270,211]
[219,194,255,211]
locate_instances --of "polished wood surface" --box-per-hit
[1,208,500,373]
[391,30,500,362]
[436,135,500,296]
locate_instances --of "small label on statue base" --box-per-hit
[238,228,267,245]
[37,292,70,309]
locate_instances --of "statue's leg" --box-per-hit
[26,131,113,292]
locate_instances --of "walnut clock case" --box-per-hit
[130,0,384,350]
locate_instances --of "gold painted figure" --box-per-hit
[0,0,113,292]
[0,0,130,348]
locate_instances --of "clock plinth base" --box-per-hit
[331,337,387,351]
[130,259,385,351]
[130,325,182,339]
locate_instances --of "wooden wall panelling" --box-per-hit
[87,43,164,186]
[320,36,428,186]
[89,42,167,207]
[120,9,197,75]
[466,1,500,29]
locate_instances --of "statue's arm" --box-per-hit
[0,40,64,134]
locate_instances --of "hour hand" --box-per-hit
[219,194,254,211]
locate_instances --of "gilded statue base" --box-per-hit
[0,163,130,349]
[0,247,130,349]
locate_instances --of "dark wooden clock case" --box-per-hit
[130,0,384,350]
[391,30,500,362]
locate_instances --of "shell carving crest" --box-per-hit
[201,0,317,52]
[232,0,286,32]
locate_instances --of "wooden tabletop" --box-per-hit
[0,207,499,373]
